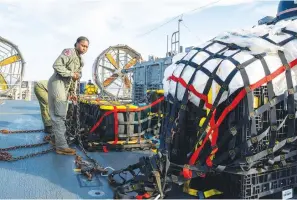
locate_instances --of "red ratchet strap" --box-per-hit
[168,75,212,109]
[113,106,119,144]
[206,110,218,167]
[136,193,150,199]
[181,165,193,179]
[102,146,108,153]
[89,96,165,134]
[189,58,297,167]
[89,110,113,133]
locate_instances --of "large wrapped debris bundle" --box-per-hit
[162,19,297,175]
[109,10,297,199]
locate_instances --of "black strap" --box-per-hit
[164,50,196,157]
[260,28,297,46]
[257,55,278,165]
[278,51,295,138]
[235,136,297,169]
[160,94,173,150]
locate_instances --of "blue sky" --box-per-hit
[0,0,279,82]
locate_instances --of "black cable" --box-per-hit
[137,0,223,37]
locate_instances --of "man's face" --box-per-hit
[77,40,89,55]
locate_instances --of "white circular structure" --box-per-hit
[92,44,141,101]
[0,36,25,97]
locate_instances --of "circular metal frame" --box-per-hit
[0,36,25,96]
[92,44,141,101]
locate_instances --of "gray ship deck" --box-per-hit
[0,100,157,199]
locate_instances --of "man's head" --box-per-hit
[75,36,89,55]
[88,80,92,84]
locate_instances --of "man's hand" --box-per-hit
[69,95,78,105]
[72,72,80,81]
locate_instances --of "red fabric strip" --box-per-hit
[113,106,119,144]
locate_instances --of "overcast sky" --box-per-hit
[0,0,279,82]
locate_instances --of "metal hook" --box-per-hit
[101,166,115,176]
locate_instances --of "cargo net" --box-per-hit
[108,20,297,199]
[163,42,297,176]
[70,93,165,152]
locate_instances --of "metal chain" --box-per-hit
[73,79,108,174]
[0,141,54,161]
[0,78,109,170]
[5,148,55,162]
[0,125,49,161]
[0,141,49,151]
[0,129,44,134]
[0,79,81,162]
[0,83,77,161]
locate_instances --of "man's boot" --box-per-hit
[44,126,52,134]
[56,147,76,155]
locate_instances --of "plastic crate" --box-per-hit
[229,86,287,153]
[187,162,297,199]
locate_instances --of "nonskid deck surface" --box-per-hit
[0,100,155,199]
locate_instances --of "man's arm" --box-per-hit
[53,49,74,77]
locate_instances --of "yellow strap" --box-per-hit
[146,89,164,94]
[80,99,135,108]
[198,87,212,127]
[100,104,138,110]
[148,112,164,117]
[183,180,223,198]
[151,148,157,154]
[264,97,268,104]
[196,87,213,149]
[207,86,212,115]
[199,117,206,127]
[106,139,140,145]
[204,189,223,198]
[253,96,259,108]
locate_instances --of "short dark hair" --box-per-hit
[74,36,89,47]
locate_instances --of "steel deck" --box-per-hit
[0,100,157,199]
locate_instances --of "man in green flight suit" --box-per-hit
[33,80,52,134]
[48,36,89,155]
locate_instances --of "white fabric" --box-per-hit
[163,19,297,108]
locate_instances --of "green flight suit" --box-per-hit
[34,80,51,129]
[48,48,83,149]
